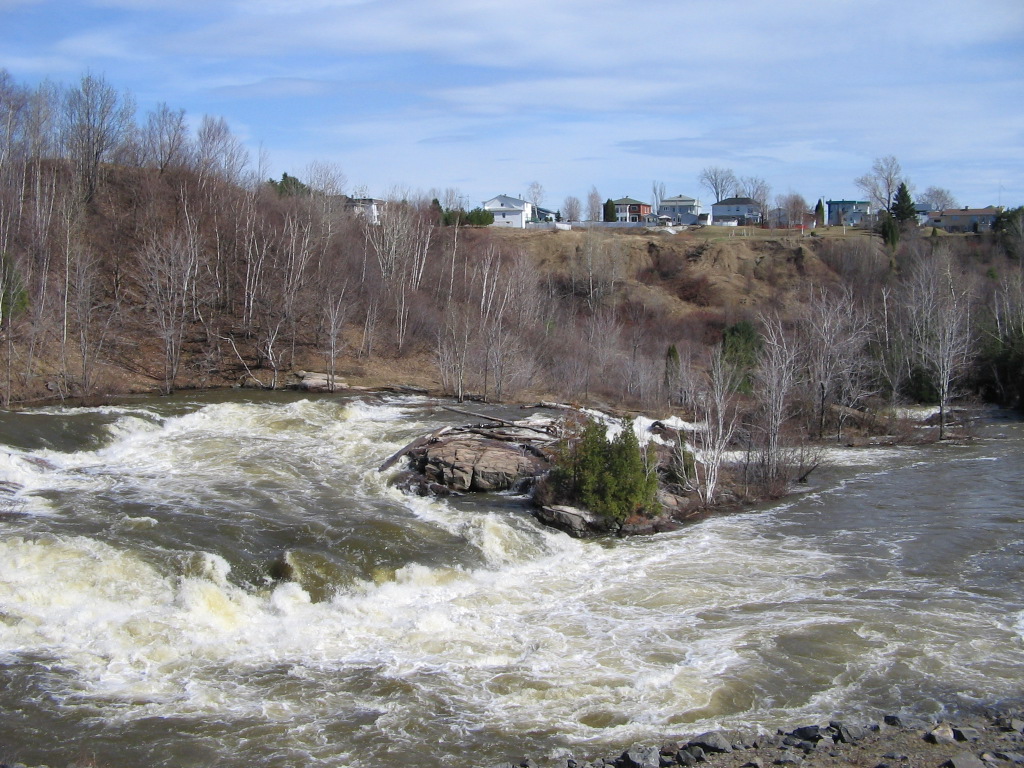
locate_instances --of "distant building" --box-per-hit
[826,200,872,227]
[925,206,1002,233]
[613,197,652,223]
[483,194,536,228]
[658,194,701,225]
[535,206,558,222]
[344,197,386,225]
[711,197,761,225]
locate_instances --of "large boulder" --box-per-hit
[532,504,613,538]
[420,437,548,492]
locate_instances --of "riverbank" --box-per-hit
[499,707,1024,768]
[3,705,1020,768]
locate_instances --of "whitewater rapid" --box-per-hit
[0,393,1021,768]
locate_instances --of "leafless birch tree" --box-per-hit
[562,195,581,223]
[682,345,741,505]
[903,250,974,439]
[754,311,800,491]
[139,228,199,394]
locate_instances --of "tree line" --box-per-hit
[0,70,1022,497]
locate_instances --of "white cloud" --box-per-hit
[4,0,1022,208]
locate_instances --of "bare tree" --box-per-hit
[138,228,199,394]
[436,300,475,401]
[776,192,809,228]
[917,186,957,212]
[681,344,742,505]
[60,72,135,204]
[194,115,249,187]
[651,180,666,216]
[902,249,974,439]
[320,274,348,392]
[795,285,872,439]
[70,242,119,395]
[698,166,737,204]
[141,102,190,174]
[526,181,545,213]
[363,198,434,350]
[586,186,602,222]
[562,195,581,223]
[738,176,771,223]
[754,311,800,491]
[571,228,622,311]
[855,155,906,212]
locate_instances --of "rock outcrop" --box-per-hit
[533,504,613,537]
[420,436,548,492]
[382,408,558,495]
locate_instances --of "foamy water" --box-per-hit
[0,393,1021,768]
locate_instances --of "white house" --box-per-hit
[711,197,761,225]
[658,194,701,225]
[344,197,386,225]
[483,195,535,228]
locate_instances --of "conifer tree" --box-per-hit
[891,182,917,225]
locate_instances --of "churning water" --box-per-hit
[0,392,1021,768]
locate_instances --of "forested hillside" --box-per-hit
[1,70,1023,439]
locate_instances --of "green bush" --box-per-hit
[722,320,761,392]
[547,417,659,524]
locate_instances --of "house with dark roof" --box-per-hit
[613,197,652,222]
[926,206,1002,233]
[711,196,761,225]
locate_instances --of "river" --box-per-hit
[0,391,1021,767]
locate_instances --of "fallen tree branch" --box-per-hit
[440,405,554,436]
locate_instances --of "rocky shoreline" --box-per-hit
[492,708,1024,768]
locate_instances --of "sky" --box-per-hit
[3,0,1023,212]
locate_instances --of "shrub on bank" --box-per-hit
[538,416,660,525]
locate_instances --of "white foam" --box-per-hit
[1,395,1020,762]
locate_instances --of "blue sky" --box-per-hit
[3,0,1023,211]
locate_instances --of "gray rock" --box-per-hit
[773,756,802,766]
[885,714,931,730]
[926,724,957,745]
[684,745,707,762]
[534,504,613,538]
[944,752,987,768]
[790,725,823,742]
[991,753,1024,765]
[834,724,869,744]
[620,745,660,768]
[674,749,698,766]
[690,731,733,754]
[955,726,983,742]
